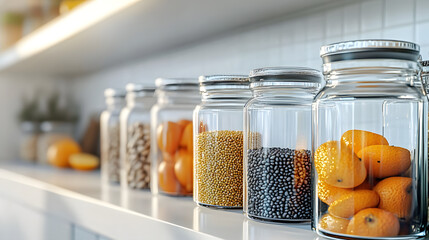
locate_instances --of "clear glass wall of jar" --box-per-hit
[120,83,156,190]
[313,40,427,239]
[244,67,323,222]
[101,88,126,185]
[37,121,74,164]
[150,78,200,196]
[194,75,250,208]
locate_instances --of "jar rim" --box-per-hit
[320,39,420,63]
[155,77,199,87]
[249,66,323,83]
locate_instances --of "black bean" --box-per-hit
[247,147,312,221]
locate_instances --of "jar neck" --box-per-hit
[156,89,200,105]
[106,97,125,111]
[252,86,317,101]
[323,59,421,86]
[201,89,251,104]
[126,94,155,109]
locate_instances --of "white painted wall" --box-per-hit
[1,0,429,160]
[69,0,429,139]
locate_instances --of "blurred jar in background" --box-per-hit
[0,12,24,50]
[101,88,126,185]
[37,121,74,164]
[19,122,40,162]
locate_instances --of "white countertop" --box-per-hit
[0,161,318,240]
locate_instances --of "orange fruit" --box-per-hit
[373,177,412,219]
[157,121,182,154]
[328,190,379,218]
[174,150,193,192]
[357,145,411,178]
[162,152,175,163]
[177,119,192,129]
[317,179,352,205]
[319,213,350,234]
[198,121,207,133]
[315,141,366,188]
[158,161,180,193]
[347,208,399,237]
[69,153,99,171]
[341,130,388,154]
[47,139,81,168]
[179,123,193,153]
[354,177,379,190]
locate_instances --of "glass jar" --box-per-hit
[243,67,323,222]
[101,88,126,185]
[313,40,427,239]
[19,121,40,162]
[150,78,200,196]
[120,83,156,190]
[194,75,250,208]
[37,121,74,164]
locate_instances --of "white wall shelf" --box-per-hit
[0,162,316,240]
[0,0,335,77]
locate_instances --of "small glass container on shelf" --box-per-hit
[244,67,323,222]
[150,78,200,196]
[19,121,40,162]
[313,40,427,239]
[194,75,251,208]
[120,83,156,190]
[101,88,126,185]
[37,121,74,164]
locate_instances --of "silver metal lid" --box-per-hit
[249,67,323,83]
[104,88,126,98]
[320,39,420,63]
[125,83,156,92]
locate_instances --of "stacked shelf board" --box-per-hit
[0,162,316,239]
[0,0,335,76]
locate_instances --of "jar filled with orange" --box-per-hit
[194,75,251,208]
[150,78,200,196]
[313,40,428,239]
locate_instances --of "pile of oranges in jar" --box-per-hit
[315,129,414,238]
[156,119,193,195]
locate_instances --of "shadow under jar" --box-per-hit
[313,40,428,239]
[193,75,251,208]
[150,78,200,196]
[120,83,156,191]
[244,67,324,223]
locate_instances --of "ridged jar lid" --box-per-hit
[104,88,126,98]
[320,39,420,63]
[199,75,250,91]
[249,67,323,83]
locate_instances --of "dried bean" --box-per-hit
[126,122,151,189]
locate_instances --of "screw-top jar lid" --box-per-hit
[199,75,249,91]
[249,67,323,87]
[320,39,420,63]
[104,88,126,98]
[125,83,156,93]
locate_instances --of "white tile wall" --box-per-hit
[40,0,429,138]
